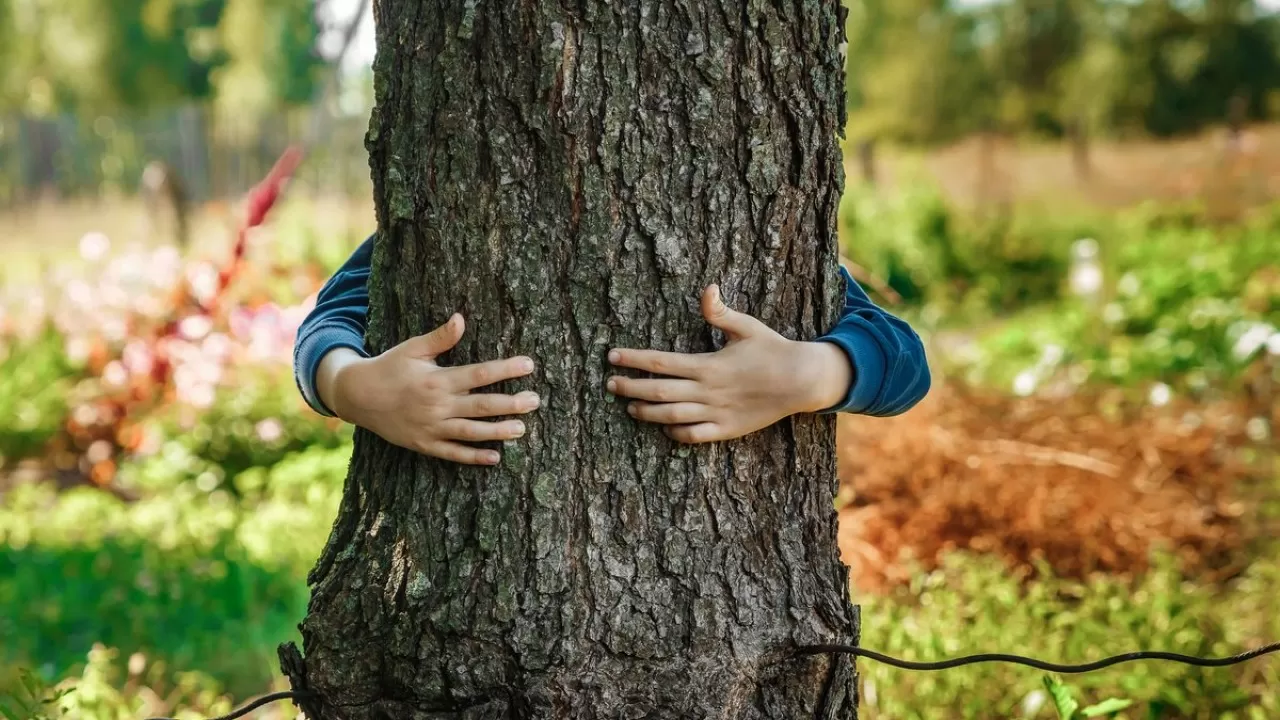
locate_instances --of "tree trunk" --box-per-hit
[282,1,858,717]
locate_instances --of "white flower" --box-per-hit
[179,314,214,341]
[255,419,284,443]
[1021,688,1046,717]
[1013,370,1039,397]
[1268,332,1280,356]
[1247,417,1270,443]
[79,232,110,262]
[1069,264,1103,297]
[1040,344,1064,366]
[101,361,128,388]
[65,337,92,366]
[1232,323,1275,362]
[185,262,220,305]
[1149,383,1171,407]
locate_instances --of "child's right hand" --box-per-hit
[316,313,540,465]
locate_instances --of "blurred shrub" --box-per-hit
[0,444,350,698]
[838,182,1091,316]
[0,332,81,466]
[138,370,350,493]
[860,551,1279,720]
[940,199,1280,395]
[0,644,293,720]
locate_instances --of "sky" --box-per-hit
[321,0,376,76]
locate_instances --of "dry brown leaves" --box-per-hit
[835,383,1264,594]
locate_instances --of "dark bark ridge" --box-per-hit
[285,1,859,718]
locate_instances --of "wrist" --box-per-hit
[316,347,369,422]
[793,340,853,414]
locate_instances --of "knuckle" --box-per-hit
[473,365,493,385]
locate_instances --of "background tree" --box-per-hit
[280,0,860,717]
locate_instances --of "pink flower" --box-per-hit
[122,341,155,377]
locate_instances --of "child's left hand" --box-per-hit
[607,285,853,444]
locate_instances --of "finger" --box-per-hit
[664,423,725,445]
[401,313,465,358]
[606,376,703,403]
[607,348,704,379]
[423,441,501,466]
[453,391,541,418]
[445,356,536,391]
[627,401,714,425]
[440,419,527,443]
[701,285,766,339]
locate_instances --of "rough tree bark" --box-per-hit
[281,0,858,717]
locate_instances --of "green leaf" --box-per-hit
[17,669,41,702]
[1082,698,1135,717]
[1044,675,1080,720]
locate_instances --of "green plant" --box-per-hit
[1043,675,1134,719]
[0,666,72,720]
[0,332,81,466]
[858,551,1279,719]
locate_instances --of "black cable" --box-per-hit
[794,641,1280,673]
[144,690,311,720]
[141,642,1280,719]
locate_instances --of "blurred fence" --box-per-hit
[0,103,371,208]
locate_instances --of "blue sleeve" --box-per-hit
[293,235,374,416]
[815,266,931,417]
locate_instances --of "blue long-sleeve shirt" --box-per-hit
[293,235,930,418]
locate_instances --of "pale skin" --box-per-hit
[316,284,852,465]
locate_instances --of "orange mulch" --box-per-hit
[835,383,1262,594]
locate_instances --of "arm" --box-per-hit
[605,267,931,443]
[813,265,931,417]
[293,235,541,465]
[294,236,375,417]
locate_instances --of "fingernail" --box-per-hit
[606,378,617,393]
[627,403,637,415]
[521,358,535,372]
[608,350,620,363]
[513,422,526,436]
[485,451,501,465]
[524,392,541,409]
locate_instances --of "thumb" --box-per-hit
[701,285,762,338]
[401,313,465,358]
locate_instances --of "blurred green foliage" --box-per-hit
[0,441,349,699]
[0,0,323,116]
[841,178,1280,395]
[845,0,1280,143]
[0,332,79,466]
[860,550,1280,719]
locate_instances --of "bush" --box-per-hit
[0,332,81,466]
[950,203,1280,394]
[860,551,1280,719]
[0,445,350,698]
[837,182,1088,317]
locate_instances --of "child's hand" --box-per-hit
[317,314,540,465]
[606,285,852,444]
